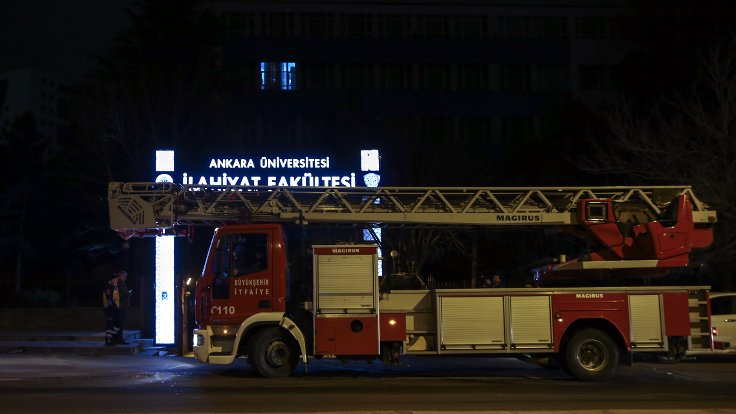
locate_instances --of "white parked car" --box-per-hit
[710,292,736,350]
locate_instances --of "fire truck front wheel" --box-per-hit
[564,328,619,382]
[250,327,298,378]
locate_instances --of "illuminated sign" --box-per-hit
[180,155,358,187]
[151,149,382,345]
[155,236,175,344]
[155,150,176,345]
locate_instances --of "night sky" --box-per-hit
[0,1,133,81]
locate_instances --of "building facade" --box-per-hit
[212,0,634,158]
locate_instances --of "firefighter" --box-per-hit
[479,272,506,288]
[490,273,506,288]
[115,270,131,345]
[102,274,120,346]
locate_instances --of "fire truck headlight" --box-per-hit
[388,319,397,326]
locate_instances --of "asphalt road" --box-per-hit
[1,352,735,413]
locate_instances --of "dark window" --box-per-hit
[500,16,530,38]
[380,63,409,89]
[422,116,453,143]
[420,15,449,37]
[265,13,294,36]
[379,14,409,37]
[343,63,372,88]
[225,12,256,35]
[458,64,489,90]
[305,63,334,88]
[537,16,567,39]
[501,64,531,91]
[224,63,260,88]
[537,64,569,91]
[586,202,609,222]
[658,200,680,227]
[302,13,334,36]
[579,65,612,91]
[459,116,494,144]
[576,16,622,39]
[212,233,269,299]
[419,64,450,90]
[711,296,736,315]
[540,116,562,140]
[457,16,487,38]
[233,233,268,277]
[502,116,535,142]
[341,14,369,36]
[212,236,233,299]
[500,16,567,38]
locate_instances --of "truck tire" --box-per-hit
[250,327,298,378]
[563,328,619,381]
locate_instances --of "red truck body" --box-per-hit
[191,224,712,381]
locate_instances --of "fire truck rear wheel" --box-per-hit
[564,328,619,381]
[251,327,298,378]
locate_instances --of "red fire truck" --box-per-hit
[109,183,717,381]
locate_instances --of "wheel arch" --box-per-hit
[559,318,628,357]
[233,313,307,363]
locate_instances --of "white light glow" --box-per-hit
[361,149,380,172]
[363,173,381,187]
[156,150,175,172]
[155,173,173,183]
[155,236,175,344]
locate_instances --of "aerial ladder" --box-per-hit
[109,182,716,280]
[108,182,717,380]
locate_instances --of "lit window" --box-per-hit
[261,62,297,90]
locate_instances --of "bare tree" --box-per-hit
[583,36,736,289]
[49,0,229,247]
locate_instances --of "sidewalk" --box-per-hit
[0,329,160,356]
